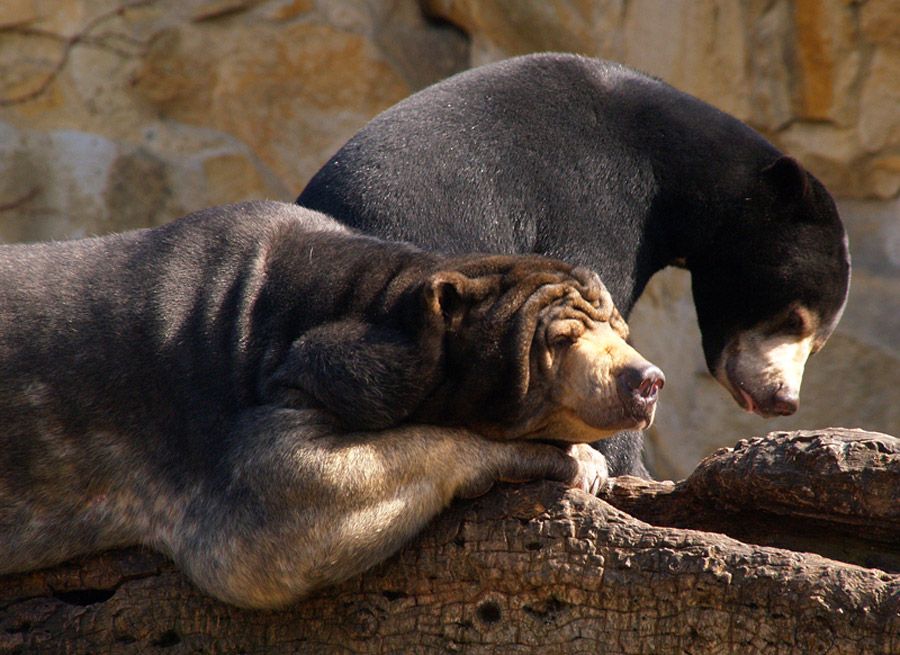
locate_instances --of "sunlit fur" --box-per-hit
[713,305,827,417]
[471,278,662,443]
[0,201,658,608]
[521,322,659,443]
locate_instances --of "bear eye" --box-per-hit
[546,319,583,347]
[781,311,806,334]
[548,330,576,348]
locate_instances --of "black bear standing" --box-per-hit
[298,53,851,478]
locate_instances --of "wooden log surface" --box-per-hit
[600,428,900,571]
[1,429,898,655]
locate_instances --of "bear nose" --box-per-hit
[771,387,799,416]
[618,364,665,401]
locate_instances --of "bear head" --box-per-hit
[413,257,664,442]
[689,156,851,418]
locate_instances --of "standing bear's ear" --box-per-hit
[762,156,810,203]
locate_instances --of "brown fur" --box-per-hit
[0,202,660,607]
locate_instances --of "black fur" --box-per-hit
[298,53,851,477]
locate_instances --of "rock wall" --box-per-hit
[1,0,897,477]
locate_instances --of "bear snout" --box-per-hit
[771,386,799,416]
[720,328,813,418]
[617,364,665,401]
[616,363,665,424]
[743,384,799,418]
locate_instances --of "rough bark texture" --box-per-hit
[2,429,899,655]
[600,428,900,572]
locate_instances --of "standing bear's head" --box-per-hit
[689,158,851,418]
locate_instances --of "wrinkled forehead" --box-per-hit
[567,267,622,321]
[535,280,629,341]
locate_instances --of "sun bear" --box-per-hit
[0,201,663,608]
[298,53,851,478]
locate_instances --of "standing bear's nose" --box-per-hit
[771,386,799,416]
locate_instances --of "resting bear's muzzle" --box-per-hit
[617,362,665,423]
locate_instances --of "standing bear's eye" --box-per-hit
[781,310,806,334]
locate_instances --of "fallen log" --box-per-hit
[600,428,900,571]
[1,429,898,654]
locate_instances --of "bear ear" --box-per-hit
[762,156,810,203]
[422,272,469,322]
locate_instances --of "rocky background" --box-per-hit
[1,0,897,478]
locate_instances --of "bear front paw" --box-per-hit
[565,443,609,495]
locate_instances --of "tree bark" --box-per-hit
[2,429,898,655]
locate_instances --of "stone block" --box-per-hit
[131,21,410,187]
[861,0,900,45]
[0,0,37,29]
[858,47,900,153]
